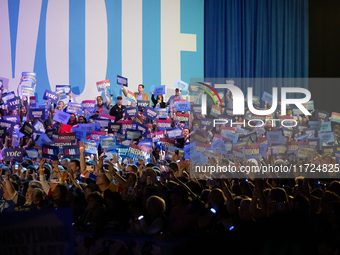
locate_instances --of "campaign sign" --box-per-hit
[19,122,34,137]
[175,101,190,112]
[200,118,214,129]
[127,143,151,160]
[94,119,110,128]
[29,108,45,120]
[319,132,335,144]
[82,140,98,154]
[26,149,39,159]
[96,79,110,92]
[174,79,189,91]
[259,144,268,157]
[67,102,82,113]
[4,148,24,161]
[303,128,318,138]
[0,120,14,133]
[191,104,201,114]
[319,122,332,132]
[154,85,166,95]
[302,100,314,111]
[271,145,287,156]
[297,146,315,159]
[82,100,96,114]
[2,91,15,104]
[21,86,34,96]
[245,144,260,160]
[3,115,20,123]
[210,105,221,117]
[100,136,115,149]
[120,121,133,131]
[157,120,171,131]
[100,114,115,122]
[108,123,122,134]
[126,90,136,103]
[7,96,21,110]
[266,131,284,144]
[117,75,128,86]
[62,145,80,159]
[154,108,168,118]
[124,107,138,118]
[308,121,321,130]
[315,110,330,122]
[90,131,106,141]
[21,72,36,81]
[261,91,273,105]
[331,112,340,123]
[56,85,71,95]
[43,89,59,104]
[42,144,59,160]
[167,128,182,139]
[166,145,185,160]
[222,130,239,143]
[36,133,53,146]
[53,110,70,124]
[29,96,36,107]
[136,123,148,138]
[71,127,86,140]
[322,145,335,157]
[308,138,321,151]
[137,100,150,111]
[126,129,142,140]
[183,143,190,160]
[143,107,157,121]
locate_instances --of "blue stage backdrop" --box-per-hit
[0,0,203,103]
[204,0,309,99]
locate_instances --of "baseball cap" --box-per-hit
[117,96,122,100]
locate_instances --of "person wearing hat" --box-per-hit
[92,88,110,117]
[109,95,126,121]
[96,170,118,196]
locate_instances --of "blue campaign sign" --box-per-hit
[175,101,190,111]
[72,127,87,140]
[315,110,330,122]
[154,85,166,95]
[319,132,335,144]
[43,89,59,104]
[154,108,168,118]
[63,145,80,159]
[117,75,128,87]
[4,148,24,161]
[167,128,183,139]
[7,96,21,110]
[42,144,59,160]
[0,120,15,133]
[124,107,138,118]
[137,100,150,111]
[53,110,70,124]
[319,122,332,132]
[308,121,321,130]
[200,118,214,129]
[26,149,39,159]
[143,106,158,121]
[136,123,148,138]
[36,133,53,147]
[183,143,190,160]
[3,115,20,124]
[266,131,284,144]
[261,91,273,105]
[222,130,239,143]
[191,104,201,114]
[108,123,122,134]
[29,108,45,120]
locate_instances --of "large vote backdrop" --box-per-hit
[0,0,203,103]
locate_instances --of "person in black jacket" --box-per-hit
[151,91,166,108]
[109,96,126,121]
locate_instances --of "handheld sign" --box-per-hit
[3,115,20,124]
[117,75,128,87]
[4,148,24,161]
[19,122,34,137]
[42,144,59,160]
[2,91,15,104]
[143,106,157,121]
[56,85,71,95]
[63,145,80,159]
[67,102,82,113]
[108,123,122,133]
[174,79,189,91]
[53,110,71,124]
[21,72,36,81]
[29,109,45,120]
[137,100,149,111]
[154,85,166,95]
[154,108,168,118]
[175,101,190,112]
[7,96,21,110]
[96,79,110,92]
[315,110,330,122]
[82,100,96,114]
[331,112,340,123]
[21,86,34,96]
[261,91,273,105]
[0,120,15,133]
[43,89,59,104]
[126,90,136,103]
[0,127,7,139]
[124,107,138,118]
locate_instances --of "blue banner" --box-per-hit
[154,85,166,95]
[29,108,45,120]
[42,144,59,160]
[43,89,59,104]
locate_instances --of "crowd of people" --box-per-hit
[0,78,340,255]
